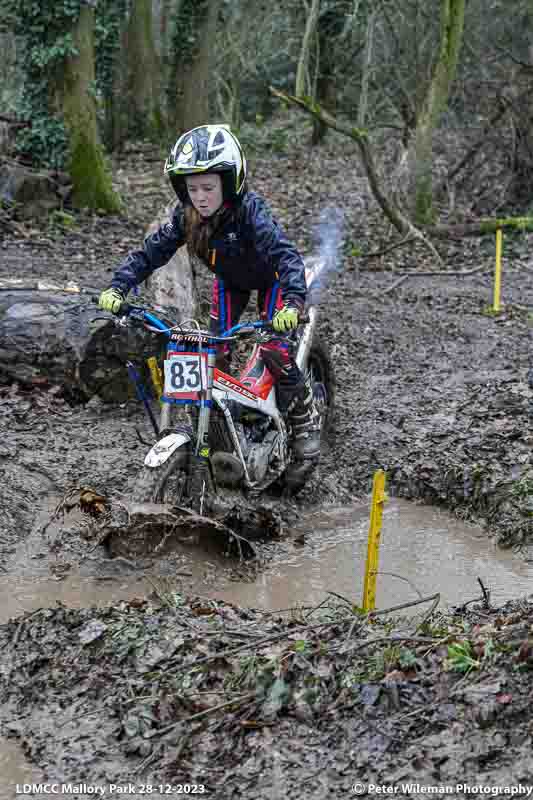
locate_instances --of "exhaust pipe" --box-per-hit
[296,256,324,371]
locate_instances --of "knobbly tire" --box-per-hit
[131,447,190,503]
[307,338,335,436]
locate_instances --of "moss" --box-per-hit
[479,217,533,233]
[351,127,368,141]
[62,5,121,213]
[68,124,121,212]
[415,180,436,226]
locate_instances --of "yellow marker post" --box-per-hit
[147,357,163,401]
[493,228,503,313]
[362,469,387,612]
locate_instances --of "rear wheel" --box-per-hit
[307,339,335,439]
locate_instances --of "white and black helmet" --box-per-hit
[164,124,247,204]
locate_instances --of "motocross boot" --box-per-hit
[287,377,321,461]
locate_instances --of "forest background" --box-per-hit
[1,0,533,239]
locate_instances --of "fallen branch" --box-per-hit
[374,571,424,599]
[477,577,491,609]
[149,692,256,738]
[341,633,441,655]
[0,114,31,128]
[415,594,442,633]
[427,217,533,239]
[365,262,491,298]
[368,592,441,618]
[380,275,410,295]
[166,615,358,672]
[325,590,355,607]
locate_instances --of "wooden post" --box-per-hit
[493,228,503,312]
[362,470,387,612]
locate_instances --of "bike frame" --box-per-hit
[123,261,321,491]
[125,310,288,488]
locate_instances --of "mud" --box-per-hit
[0,134,532,794]
[3,586,533,799]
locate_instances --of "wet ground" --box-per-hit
[0,130,532,795]
[2,498,533,798]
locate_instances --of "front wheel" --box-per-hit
[132,445,190,503]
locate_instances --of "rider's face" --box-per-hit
[185,173,223,218]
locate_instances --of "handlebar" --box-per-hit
[93,298,309,340]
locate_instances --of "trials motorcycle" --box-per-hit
[120,262,334,510]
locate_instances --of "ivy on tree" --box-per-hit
[6,0,127,169]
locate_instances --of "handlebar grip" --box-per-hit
[91,295,134,318]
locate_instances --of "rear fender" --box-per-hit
[144,431,191,468]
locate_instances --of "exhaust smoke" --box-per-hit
[306,206,346,307]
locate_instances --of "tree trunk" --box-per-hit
[296,0,321,98]
[109,20,128,152]
[311,67,336,145]
[171,0,217,133]
[357,6,377,129]
[506,0,533,207]
[311,3,338,146]
[411,0,465,225]
[61,5,121,211]
[125,0,164,139]
[0,290,157,401]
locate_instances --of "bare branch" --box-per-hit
[493,43,533,71]
[269,86,443,263]
[0,115,31,128]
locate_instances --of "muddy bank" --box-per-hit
[2,592,533,798]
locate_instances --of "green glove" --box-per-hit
[99,287,125,315]
[272,304,299,333]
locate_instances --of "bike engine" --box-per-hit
[209,405,283,487]
[245,429,283,484]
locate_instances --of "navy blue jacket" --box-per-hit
[111,191,307,307]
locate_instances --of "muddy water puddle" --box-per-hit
[1,499,532,795]
[2,498,533,623]
[216,498,533,611]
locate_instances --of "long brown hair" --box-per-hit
[183,180,248,266]
[183,204,225,265]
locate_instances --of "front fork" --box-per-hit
[187,348,216,515]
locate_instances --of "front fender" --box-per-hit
[144,431,191,468]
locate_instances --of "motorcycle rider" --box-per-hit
[99,124,320,462]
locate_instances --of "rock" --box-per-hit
[0,163,64,218]
[0,290,161,401]
[0,208,197,401]
[78,619,108,645]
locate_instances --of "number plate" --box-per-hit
[163,352,207,400]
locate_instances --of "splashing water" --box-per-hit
[306,207,346,307]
